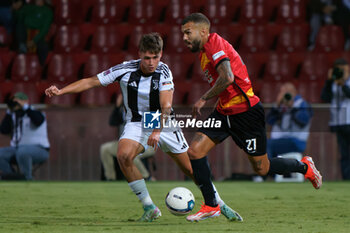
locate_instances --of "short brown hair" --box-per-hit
[138,33,163,54]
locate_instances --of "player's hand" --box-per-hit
[192,98,206,118]
[335,78,345,86]
[147,131,160,151]
[45,85,61,97]
[327,68,333,80]
[13,98,26,107]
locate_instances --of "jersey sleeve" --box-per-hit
[204,34,230,69]
[97,61,135,86]
[159,63,174,91]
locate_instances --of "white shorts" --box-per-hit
[120,121,188,154]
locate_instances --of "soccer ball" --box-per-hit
[165,187,195,216]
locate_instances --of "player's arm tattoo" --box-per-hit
[201,60,234,101]
[161,89,173,117]
[256,160,263,170]
[157,89,173,131]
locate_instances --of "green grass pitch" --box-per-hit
[0,181,349,233]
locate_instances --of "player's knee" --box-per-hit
[187,147,202,160]
[116,152,134,167]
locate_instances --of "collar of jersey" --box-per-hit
[137,68,156,77]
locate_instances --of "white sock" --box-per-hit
[212,183,225,207]
[128,179,153,207]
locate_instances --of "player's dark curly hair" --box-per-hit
[138,33,163,54]
[181,13,210,27]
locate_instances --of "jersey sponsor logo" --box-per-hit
[212,50,225,61]
[128,81,138,87]
[143,110,161,129]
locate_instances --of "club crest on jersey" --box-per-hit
[143,110,161,129]
[152,80,159,90]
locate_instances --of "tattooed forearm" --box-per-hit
[201,61,234,101]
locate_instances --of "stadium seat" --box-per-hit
[161,53,194,81]
[10,82,41,104]
[211,24,245,48]
[0,81,13,99]
[173,80,191,105]
[297,81,323,103]
[128,0,162,24]
[45,93,77,106]
[0,61,4,82]
[241,53,267,79]
[11,54,42,82]
[299,52,329,81]
[259,81,284,103]
[91,0,130,24]
[83,54,112,78]
[239,0,272,25]
[53,0,84,24]
[0,87,3,103]
[314,25,345,52]
[276,24,309,53]
[164,0,199,25]
[109,53,127,66]
[203,0,235,25]
[165,26,187,53]
[151,24,170,39]
[53,25,84,53]
[263,53,295,81]
[127,25,153,53]
[90,25,124,53]
[188,82,216,106]
[276,0,306,24]
[80,87,111,106]
[47,54,79,83]
[251,77,263,98]
[239,25,273,53]
[0,26,9,51]
[0,51,14,81]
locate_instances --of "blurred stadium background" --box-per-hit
[0,0,347,181]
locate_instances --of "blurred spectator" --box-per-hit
[333,0,350,50]
[321,58,350,180]
[0,0,13,34]
[267,83,313,159]
[100,93,156,181]
[0,92,50,180]
[15,0,53,65]
[308,0,350,51]
[308,0,336,50]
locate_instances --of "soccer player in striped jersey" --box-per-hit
[181,13,322,222]
[45,33,239,222]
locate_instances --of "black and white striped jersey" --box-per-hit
[97,59,174,123]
